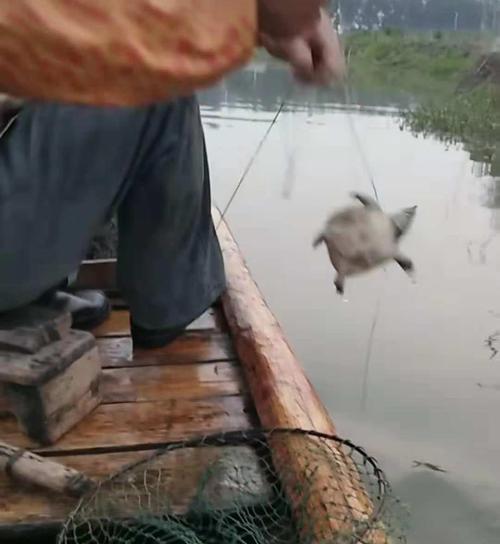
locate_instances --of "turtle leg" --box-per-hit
[334,274,345,295]
[351,192,381,210]
[394,253,414,275]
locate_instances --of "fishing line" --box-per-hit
[215,29,381,226]
[282,93,299,200]
[342,48,381,204]
[340,38,385,396]
[215,87,294,230]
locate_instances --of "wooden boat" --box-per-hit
[0,216,382,544]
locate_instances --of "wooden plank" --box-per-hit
[92,309,220,338]
[188,308,225,331]
[97,332,236,368]
[1,396,254,454]
[0,445,271,528]
[216,214,385,544]
[90,310,129,337]
[101,362,245,403]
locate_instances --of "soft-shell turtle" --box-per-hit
[313,193,417,294]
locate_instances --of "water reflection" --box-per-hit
[200,60,500,544]
[201,60,416,114]
[465,142,500,176]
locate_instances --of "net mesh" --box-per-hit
[57,429,407,544]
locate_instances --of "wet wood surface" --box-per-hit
[1,395,253,453]
[97,332,235,367]
[101,362,246,403]
[0,281,256,535]
[92,307,223,337]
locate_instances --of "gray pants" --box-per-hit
[0,97,225,329]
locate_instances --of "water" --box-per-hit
[199,63,500,544]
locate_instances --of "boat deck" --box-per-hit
[0,218,377,544]
[0,297,258,540]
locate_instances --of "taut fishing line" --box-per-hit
[215,29,381,230]
[342,45,381,204]
[215,86,294,230]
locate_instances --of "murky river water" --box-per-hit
[200,62,500,544]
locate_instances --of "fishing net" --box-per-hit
[57,429,407,544]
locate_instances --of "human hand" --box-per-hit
[259,8,346,86]
[258,0,324,38]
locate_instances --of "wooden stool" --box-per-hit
[0,305,102,445]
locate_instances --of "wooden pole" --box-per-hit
[215,212,387,543]
[0,441,94,498]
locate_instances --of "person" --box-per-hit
[0,0,345,348]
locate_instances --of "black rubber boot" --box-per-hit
[130,319,186,349]
[37,289,111,330]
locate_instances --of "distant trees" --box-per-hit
[330,0,500,32]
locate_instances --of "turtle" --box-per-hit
[313,193,417,295]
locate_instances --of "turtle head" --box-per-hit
[391,206,417,239]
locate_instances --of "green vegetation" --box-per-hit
[402,88,500,146]
[252,30,500,166]
[341,30,500,167]
[344,29,480,96]
[401,86,500,172]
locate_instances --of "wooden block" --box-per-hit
[0,330,94,386]
[1,331,102,445]
[0,306,71,355]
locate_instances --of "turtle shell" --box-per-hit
[321,204,397,276]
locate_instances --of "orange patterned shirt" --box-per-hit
[0,0,257,106]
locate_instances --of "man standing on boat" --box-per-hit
[0,1,345,348]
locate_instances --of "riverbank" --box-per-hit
[345,29,481,96]
[343,30,500,168]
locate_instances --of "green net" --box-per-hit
[57,429,407,544]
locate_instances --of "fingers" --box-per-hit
[259,34,314,81]
[258,0,323,38]
[306,13,346,86]
[258,33,287,61]
[259,9,346,87]
[287,38,315,82]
